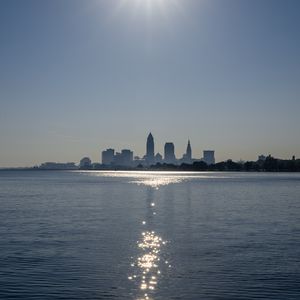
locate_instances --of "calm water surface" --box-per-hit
[0,171,299,299]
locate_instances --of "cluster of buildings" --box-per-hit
[100,133,215,168]
[36,134,295,170]
[36,133,215,169]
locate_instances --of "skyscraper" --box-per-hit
[164,142,176,164]
[102,148,115,165]
[203,150,215,165]
[120,149,133,166]
[113,149,133,167]
[146,133,154,165]
[186,140,192,162]
[182,140,192,164]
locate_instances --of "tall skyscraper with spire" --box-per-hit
[186,140,192,161]
[146,133,154,165]
[182,140,192,163]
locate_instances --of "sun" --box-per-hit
[115,0,181,18]
[122,0,168,9]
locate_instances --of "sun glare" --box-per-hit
[116,0,181,18]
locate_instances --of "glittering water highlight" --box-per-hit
[128,183,170,300]
[129,230,166,300]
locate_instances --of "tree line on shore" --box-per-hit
[147,155,300,172]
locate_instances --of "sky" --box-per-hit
[0,0,299,167]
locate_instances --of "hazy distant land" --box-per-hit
[1,155,299,172]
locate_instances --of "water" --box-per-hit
[0,171,299,299]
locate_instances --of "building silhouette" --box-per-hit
[121,149,133,166]
[186,140,192,160]
[155,153,163,164]
[114,149,133,167]
[80,157,92,168]
[102,148,115,165]
[164,142,176,164]
[146,133,155,165]
[182,140,192,163]
[203,150,215,165]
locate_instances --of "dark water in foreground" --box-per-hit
[0,171,299,300]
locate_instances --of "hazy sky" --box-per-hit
[0,0,299,167]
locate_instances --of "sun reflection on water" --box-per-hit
[84,171,196,188]
[126,175,172,300]
[81,171,218,298]
[129,229,168,300]
[76,171,232,298]
[80,171,228,188]
[132,176,183,189]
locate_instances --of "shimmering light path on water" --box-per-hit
[0,171,299,299]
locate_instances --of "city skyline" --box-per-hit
[101,132,214,167]
[0,128,297,168]
[0,0,300,167]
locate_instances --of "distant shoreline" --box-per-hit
[1,168,300,173]
[1,156,300,172]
